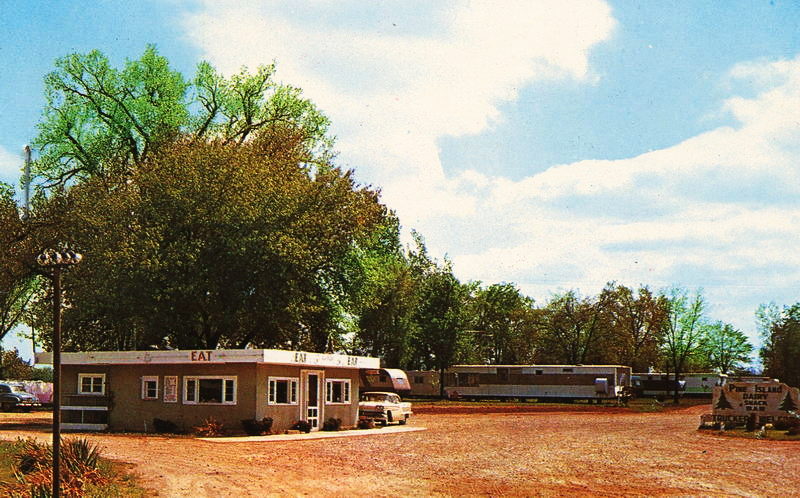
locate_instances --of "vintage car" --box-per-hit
[359,391,412,426]
[0,382,42,412]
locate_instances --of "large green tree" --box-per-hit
[661,287,707,404]
[15,46,390,353]
[469,283,537,365]
[350,216,419,367]
[759,303,800,388]
[26,131,384,351]
[0,183,39,344]
[599,283,668,371]
[410,252,472,397]
[703,321,753,374]
[537,290,609,365]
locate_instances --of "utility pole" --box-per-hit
[23,145,31,220]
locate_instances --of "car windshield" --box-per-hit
[361,393,389,402]
[9,385,27,393]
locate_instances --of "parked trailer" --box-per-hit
[407,370,441,397]
[359,368,411,395]
[443,365,632,402]
[632,372,727,398]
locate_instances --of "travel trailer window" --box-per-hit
[326,379,351,404]
[184,376,236,405]
[78,374,106,395]
[268,377,298,405]
[141,376,158,400]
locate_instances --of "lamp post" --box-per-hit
[36,248,82,498]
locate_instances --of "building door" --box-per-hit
[302,370,323,431]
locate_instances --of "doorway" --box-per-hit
[301,370,323,431]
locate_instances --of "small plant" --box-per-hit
[1,437,107,497]
[357,417,375,430]
[291,420,312,433]
[322,417,342,431]
[153,417,180,434]
[193,417,225,437]
[242,417,274,436]
[61,437,102,473]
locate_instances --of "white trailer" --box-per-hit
[632,372,727,398]
[443,365,632,401]
[407,370,441,397]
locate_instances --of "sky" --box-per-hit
[2,0,800,364]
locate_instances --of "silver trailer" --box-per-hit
[443,364,632,401]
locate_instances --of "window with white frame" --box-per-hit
[78,373,106,395]
[325,378,351,404]
[141,376,159,400]
[268,377,298,405]
[183,376,236,405]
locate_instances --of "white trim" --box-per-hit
[325,378,351,404]
[268,377,299,405]
[141,376,159,400]
[61,405,109,411]
[183,375,237,405]
[36,348,379,368]
[62,423,107,431]
[78,373,106,395]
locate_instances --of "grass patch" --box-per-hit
[0,439,148,497]
[626,397,710,413]
[705,428,800,441]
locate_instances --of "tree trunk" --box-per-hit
[439,367,446,399]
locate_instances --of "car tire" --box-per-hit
[399,416,407,425]
[1,402,13,412]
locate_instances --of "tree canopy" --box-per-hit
[26,133,384,351]
[33,45,330,186]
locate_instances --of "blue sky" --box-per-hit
[2,1,800,363]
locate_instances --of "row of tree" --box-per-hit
[0,46,791,400]
[350,237,757,401]
[757,303,800,388]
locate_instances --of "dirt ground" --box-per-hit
[1,405,799,497]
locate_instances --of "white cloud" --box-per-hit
[181,2,800,343]
[0,145,22,185]
[182,0,617,222]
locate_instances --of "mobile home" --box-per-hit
[35,349,379,433]
[632,372,727,398]
[444,365,632,401]
[407,370,441,397]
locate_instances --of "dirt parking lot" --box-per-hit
[1,404,798,497]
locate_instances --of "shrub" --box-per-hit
[322,418,342,431]
[61,438,102,473]
[153,418,180,434]
[291,420,312,433]
[1,437,107,497]
[193,417,224,437]
[745,414,757,432]
[242,417,274,436]
[357,417,375,430]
